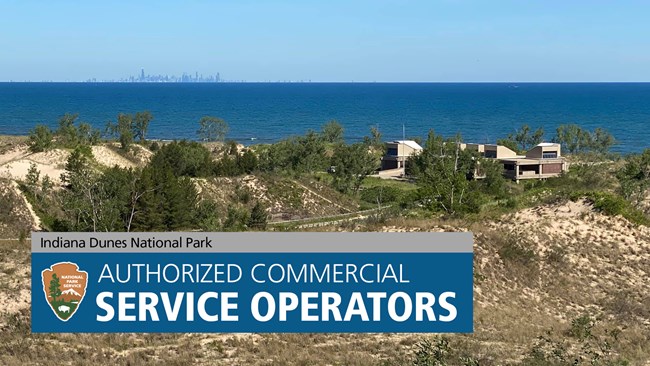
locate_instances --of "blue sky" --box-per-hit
[1,0,648,82]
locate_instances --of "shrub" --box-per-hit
[584,191,650,226]
[360,186,403,205]
[523,315,628,366]
[247,201,268,230]
[149,141,160,152]
[149,140,212,177]
[234,186,252,204]
[195,201,220,231]
[502,197,518,209]
[412,338,451,366]
[498,234,537,266]
[222,206,250,231]
[567,314,595,340]
[28,125,54,153]
[592,194,626,216]
[411,337,480,366]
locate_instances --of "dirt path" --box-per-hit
[294,181,353,213]
[10,180,41,230]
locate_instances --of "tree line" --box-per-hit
[24,112,649,227]
[23,115,386,231]
[496,123,615,155]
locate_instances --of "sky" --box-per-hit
[1,0,649,82]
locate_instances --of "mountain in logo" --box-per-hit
[61,288,81,296]
[60,288,83,302]
[41,262,88,321]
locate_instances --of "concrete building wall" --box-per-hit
[464,143,485,153]
[542,163,563,174]
[495,146,518,158]
[526,144,561,159]
[385,142,420,157]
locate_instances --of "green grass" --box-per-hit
[578,191,650,226]
[361,176,417,190]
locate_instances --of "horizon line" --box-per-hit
[2,80,650,84]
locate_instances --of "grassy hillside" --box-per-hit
[1,199,649,365]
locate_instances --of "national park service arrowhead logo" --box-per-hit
[41,262,88,321]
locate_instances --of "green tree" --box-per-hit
[130,165,199,231]
[131,167,164,230]
[410,131,479,214]
[76,122,101,146]
[553,124,591,154]
[57,113,81,148]
[260,131,329,173]
[149,140,212,177]
[49,273,62,303]
[106,113,135,150]
[214,155,239,176]
[197,116,229,142]
[61,162,134,232]
[363,126,386,159]
[26,162,40,188]
[296,131,328,172]
[237,149,259,174]
[28,125,54,153]
[321,120,344,144]
[195,201,220,231]
[508,124,545,152]
[41,175,54,196]
[590,127,615,154]
[248,201,268,230]
[163,174,198,230]
[331,142,380,193]
[222,205,250,231]
[133,111,153,142]
[553,124,615,156]
[617,149,650,207]
[479,158,508,198]
[364,126,383,149]
[61,146,91,187]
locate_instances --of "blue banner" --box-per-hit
[31,233,473,333]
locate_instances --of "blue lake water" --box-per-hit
[0,82,648,153]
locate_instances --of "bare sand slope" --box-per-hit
[0,146,68,183]
[373,200,650,363]
[0,145,28,165]
[0,144,152,184]
[473,199,650,360]
[91,145,137,168]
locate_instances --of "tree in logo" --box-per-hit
[49,273,62,303]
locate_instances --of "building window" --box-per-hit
[387,148,398,156]
[484,151,497,158]
[542,152,557,159]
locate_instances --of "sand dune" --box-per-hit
[91,145,137,168]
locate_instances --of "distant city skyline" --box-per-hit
[108,69,223,83]
[1,1,650,82]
